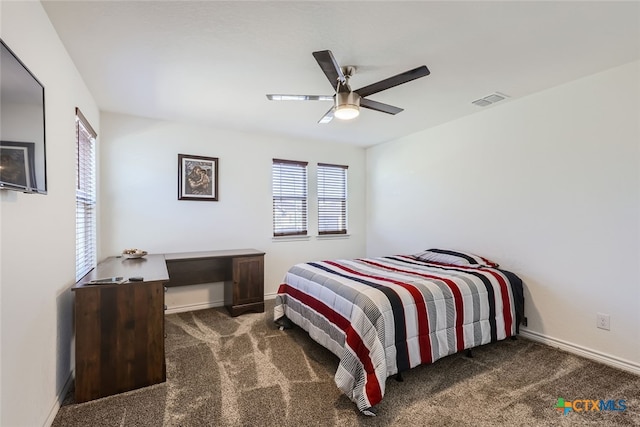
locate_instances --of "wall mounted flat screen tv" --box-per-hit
[0,38,47,194]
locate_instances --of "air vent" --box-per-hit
[472,99,492,107]
[472,92,509,107]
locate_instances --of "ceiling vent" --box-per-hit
[472,92,509,107]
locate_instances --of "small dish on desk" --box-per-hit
[122,249,147,259]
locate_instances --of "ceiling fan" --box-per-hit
[266,50,430,124]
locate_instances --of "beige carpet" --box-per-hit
[53,300,640,426]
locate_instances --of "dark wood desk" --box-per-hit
[72,249,265,402]
[72,254,169,403]
[164,249,265,316]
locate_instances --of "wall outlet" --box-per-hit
[522,317,528,327]
[596,313,610,331]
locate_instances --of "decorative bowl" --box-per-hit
[122,250,147,259]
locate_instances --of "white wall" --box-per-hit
[366,61,640,369]
[0,1,99,426]
[99,112,366,311]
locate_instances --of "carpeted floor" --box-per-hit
[53,300,640,426]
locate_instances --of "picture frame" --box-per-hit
[178,154,218,201]
[0,141,37,190]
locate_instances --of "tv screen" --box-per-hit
[0,38,47,194]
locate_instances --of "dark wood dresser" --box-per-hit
[72,254,169,403]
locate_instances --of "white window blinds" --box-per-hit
[317,163,348,235]
[75,108,97,281]
[272,159,308,236]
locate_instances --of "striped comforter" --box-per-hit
[274,255,524,413]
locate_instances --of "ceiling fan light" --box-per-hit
[335,104,360,120]
[334,92,361,120]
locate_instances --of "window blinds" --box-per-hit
[75,108,97,281]
[317,163,348,235]
[272,159,308,236]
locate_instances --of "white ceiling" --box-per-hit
[42,1,640,147]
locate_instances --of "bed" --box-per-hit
[274,249,524,415]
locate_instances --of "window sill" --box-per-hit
[316,234,350,240]
[272,235,311,243]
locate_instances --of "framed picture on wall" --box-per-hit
[178,154,218,201]
[0,141,37,190]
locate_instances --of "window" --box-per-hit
[317,163,348,235]
[75,108,97,281]
[272,159,308,236]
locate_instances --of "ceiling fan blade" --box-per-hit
[360,98,404,115]
[267,94,334,101]
[312,50,346,89]
[355,65,430,98]
[318,106,335,124]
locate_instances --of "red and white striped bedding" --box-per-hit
[274,255,524,413]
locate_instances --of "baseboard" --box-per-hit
[44,372,73,427]
[165,300,224,314]
[519,328,640,376]
[166,293,279,315]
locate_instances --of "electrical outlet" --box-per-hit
[596,313,610,331]
[522,317,528,327]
